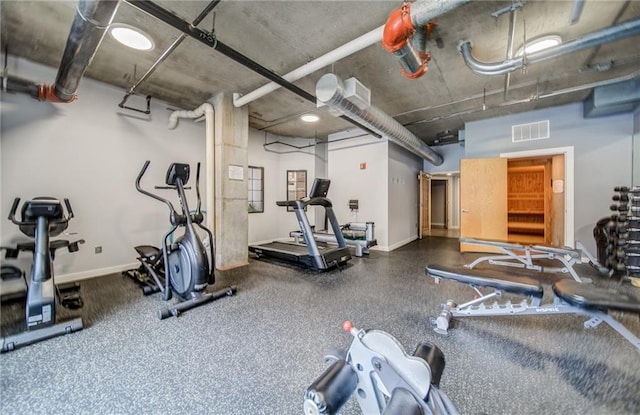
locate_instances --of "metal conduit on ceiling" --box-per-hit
[459,17,640,76]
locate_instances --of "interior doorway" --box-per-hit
[431,179,448,229]
[419,171,460,239]
[459,146,574,252]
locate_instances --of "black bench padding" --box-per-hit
[426,264,544,299]
[552,280,640,314]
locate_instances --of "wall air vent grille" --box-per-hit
[512,120,550,143]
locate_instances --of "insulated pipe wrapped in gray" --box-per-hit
[316,73,444,165]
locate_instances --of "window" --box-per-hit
[286,170,307,211]
[248,166,264,213]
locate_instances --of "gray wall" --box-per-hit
[465,102,633,253]
[1,58,206,282]
[634,107,640,185]
[423,142,464,173]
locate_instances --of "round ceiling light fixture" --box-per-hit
[109,24,154,51]
[516,35,562,57]
[301,114,320,123]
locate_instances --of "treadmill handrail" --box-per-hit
[275,197,333,209]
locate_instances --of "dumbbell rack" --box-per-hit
[610,186,640,283]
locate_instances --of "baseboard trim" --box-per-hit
[56,262,139,284]
[373,235,418,252]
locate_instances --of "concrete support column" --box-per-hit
[211,92,249,270]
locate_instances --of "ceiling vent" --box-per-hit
[343,77,371,109]
[512,120,550,143]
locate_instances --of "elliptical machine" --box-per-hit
[1,197,84,353]
[131,160,235,319]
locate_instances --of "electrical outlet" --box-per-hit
[95,246,102,254]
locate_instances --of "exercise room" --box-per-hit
[1,1,639,414]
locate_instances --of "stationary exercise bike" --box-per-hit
[304,321,459,415]
[1,197,84,353]
[130,160,235,319]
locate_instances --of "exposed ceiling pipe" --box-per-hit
[119,0,221,109]
[233,26,384,108]
[124,0,381,139]
[569,0,585,25]
[316,73,443,165]
[2,0,120,102]
[382,0,469,79]
[404,69,640,126]
[168,103,215,233]
[459,17,640,76]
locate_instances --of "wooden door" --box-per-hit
[418,172,431,239]
[460,158,508,252]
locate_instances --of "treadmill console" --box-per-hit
[309,178,330,198]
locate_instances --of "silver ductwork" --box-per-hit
[316,73,444,166]
[51,0,121,101]
[459,17,640,76]
[584,79,640,118]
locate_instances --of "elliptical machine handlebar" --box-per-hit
[8,198,21,223]
[136,160,177,216]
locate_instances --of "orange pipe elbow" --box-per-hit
[382,3,415,53]
[37,84,77,103]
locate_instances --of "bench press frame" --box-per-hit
[426,265,640,351]
[461,237,607,283]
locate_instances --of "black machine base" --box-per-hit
[1,317,83,353]
[158,286,237,320]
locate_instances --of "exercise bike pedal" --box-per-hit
[57,282,84,310]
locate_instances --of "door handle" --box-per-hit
[461,208,469,213]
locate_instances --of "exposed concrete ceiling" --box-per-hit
[2,0,639,145]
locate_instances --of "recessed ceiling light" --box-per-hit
[301,114,320,123]
[516,35,562,57]
[109,24,154,51]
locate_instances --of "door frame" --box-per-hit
[500,146,574,247]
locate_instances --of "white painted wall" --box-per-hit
[1,58,207,283]
[388,142,422,250]
[247,130,316,244]
[327,130,389,249]
[465,102,633,253]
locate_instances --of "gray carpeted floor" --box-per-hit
[1,237,639,415]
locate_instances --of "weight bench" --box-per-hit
[461,237,608,283]
[425,264,640,351]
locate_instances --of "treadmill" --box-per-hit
[249,179,352,271]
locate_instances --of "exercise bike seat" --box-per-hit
[134,245,161,260]
[553,280,640,314]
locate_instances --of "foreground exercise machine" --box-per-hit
[1,197,84,353]
[425,264,640,350]
[460,237,607,283]
[129,161,235,319]
[304,321,459,415]
[290,222,377,258]
[249,178,351,271]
